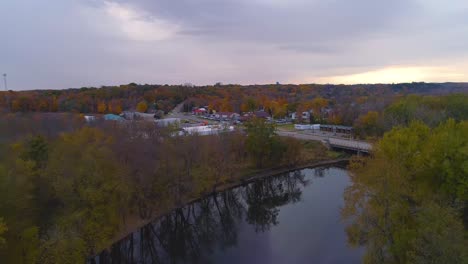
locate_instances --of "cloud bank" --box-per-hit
[1,0,468,89]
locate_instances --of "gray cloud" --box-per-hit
[1,0,468,90]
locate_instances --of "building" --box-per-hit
[193,108,207,115]
[294,124,320,130]
[84,115,96,122]
[181,124,234,136]
[155,118,181,127]
[104,114,124,121]
[320,125,353,135]
[121,111,155,121]
[214,112,240,120]
[253,111,270,119]
[291,111,311,121]
[239,111,271,122]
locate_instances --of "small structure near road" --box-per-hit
[121,111,156,121]
[193,108,207,115]
[155,118,181,127]
[239,110,271,122]
[320,125,353,135]
[294,124,320,131]
[214,112,240,120]
[104,114,124,121]
[84,115,96,122]
[181,125,234,136]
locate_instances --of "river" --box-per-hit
[90,166,363,264]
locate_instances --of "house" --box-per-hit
[291,111,311,121]
[291,112,296,120]
[215,112,240,120]
[239,111,270,122]
[253,111,270,119]
[84,115,96,122]
[193,108,207,115]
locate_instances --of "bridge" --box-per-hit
[325,137,372,154]
[277,131,372,154]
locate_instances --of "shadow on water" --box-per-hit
[90,171,308,264]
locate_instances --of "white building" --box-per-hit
[291,111,311,121]
[181,125,234,136]
[294,124,320,131]
[84,115,96,122]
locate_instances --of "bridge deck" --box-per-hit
[277,131,372,153]
[328,138,372,152]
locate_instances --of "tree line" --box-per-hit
[2,83,467,127]
[353,93,468,139]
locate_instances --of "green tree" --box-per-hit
[0,147,41,263]
[343,120,468,263]
[245,118,283,168]
[407,203,468,264]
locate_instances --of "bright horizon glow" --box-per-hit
[312,66,468,85]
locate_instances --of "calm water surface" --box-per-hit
[92,166,363,264]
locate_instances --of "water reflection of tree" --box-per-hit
[93,170,307,264]
[245,171,307,232]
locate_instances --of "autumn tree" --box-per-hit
[97,101,107,114]
[310,97,328,122]
[354,111,382,138]
[343,120,468,263]
[136,101,148,113]
[42,127,130,260]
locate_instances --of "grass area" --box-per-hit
[300,140,347,161]
[276,123,295,131]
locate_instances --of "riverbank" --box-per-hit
[107,157,350,253]
[212,158,350,193]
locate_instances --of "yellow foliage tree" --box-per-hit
[97,102,107,114]
[136,101,148,113]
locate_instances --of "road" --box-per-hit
[167,101,219,124]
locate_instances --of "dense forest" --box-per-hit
[0,83,467,263]
[0,116,337,263]
[343,119,468,263]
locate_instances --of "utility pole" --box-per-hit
[2,73,7,91]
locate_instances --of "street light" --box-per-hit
[2,73,7,91]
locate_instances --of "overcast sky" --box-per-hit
[1,0,468,90]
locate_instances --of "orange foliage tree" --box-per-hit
[136,101,148,113]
